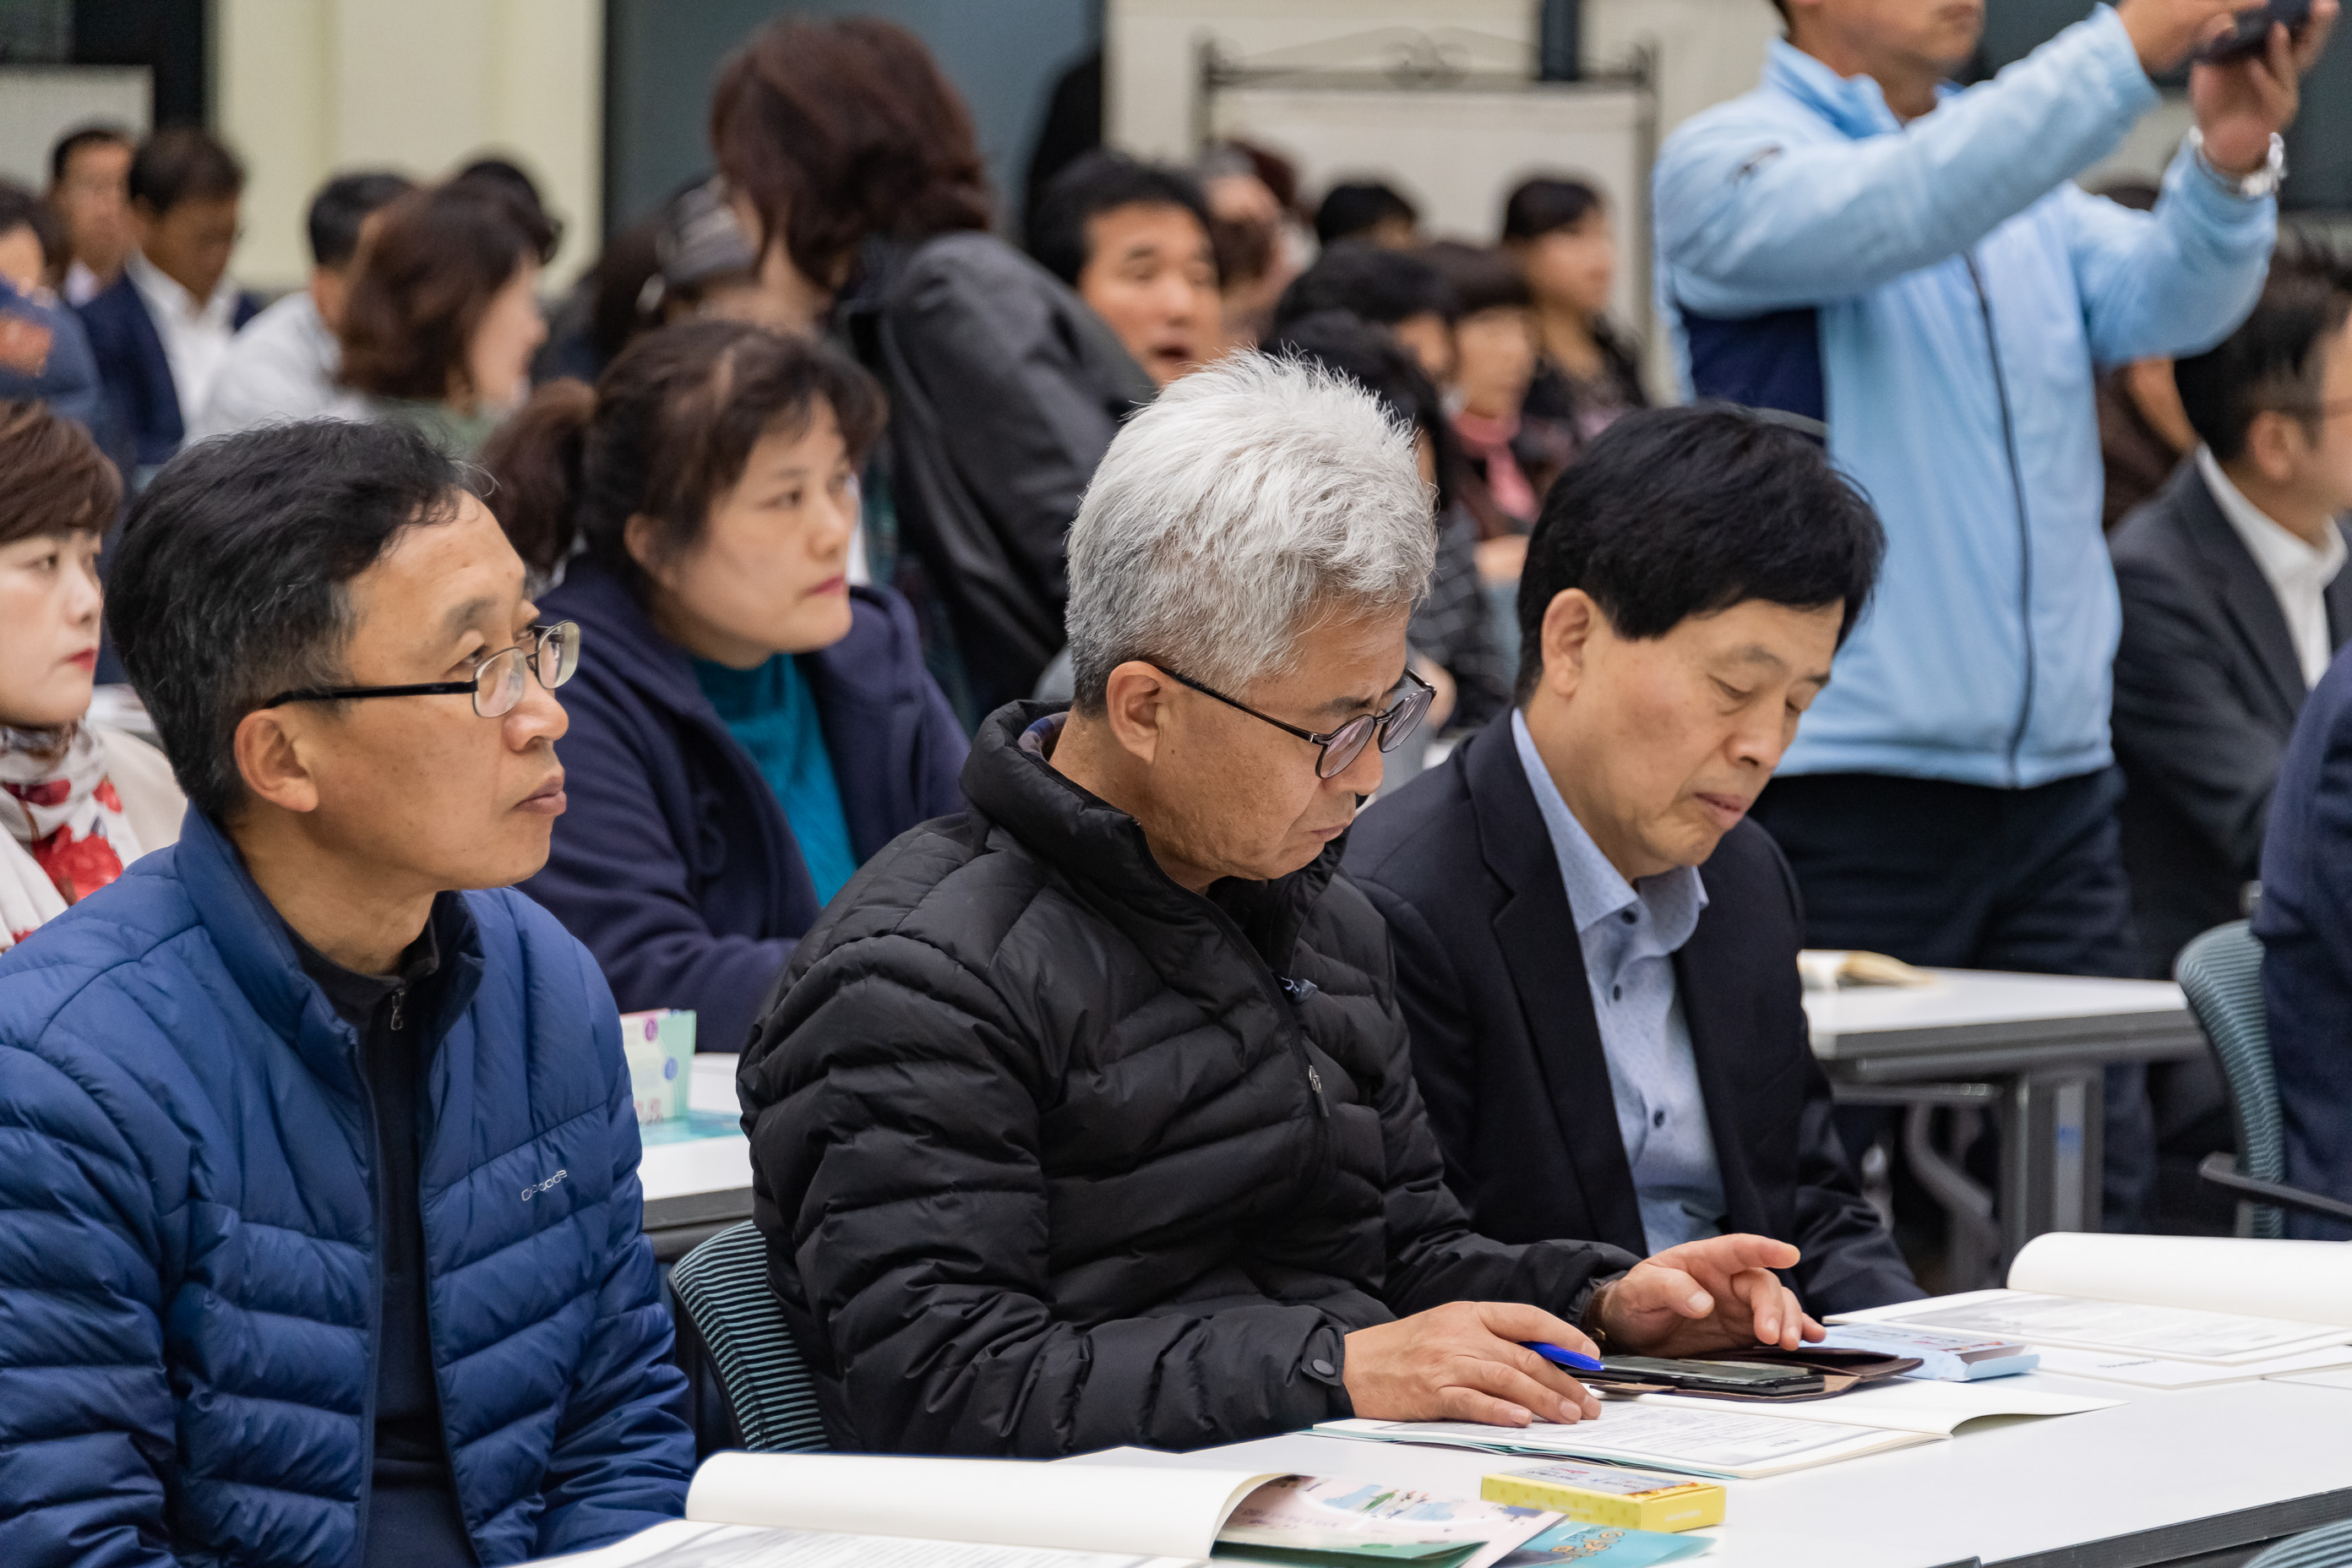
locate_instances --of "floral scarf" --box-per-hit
[0,723,144,952]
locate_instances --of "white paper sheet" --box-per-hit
[2006,1233,2352,1329]
[531,1520,1198,1568]
[1316,1404,1931,1479]
[683,1453,1281,1561]
[2269,1365,2352,1393]
[1879,1292,2350,1364]
[1633,1378,2117,1435]
[2033,1343,2352,1389]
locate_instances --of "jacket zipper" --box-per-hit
[1186,895,1331,1124]
[391,986,475,1561]
[1965,251,2036,785]
[350,1020,385,1568]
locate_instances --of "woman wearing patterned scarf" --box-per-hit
[0,400,182,952]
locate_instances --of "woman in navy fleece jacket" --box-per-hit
[483,319,966,1053]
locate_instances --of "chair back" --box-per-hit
[2175,920,2284,1240]
[668,1221,830,1452]
[2246,1518,2352,1568]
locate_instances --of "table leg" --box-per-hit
[1997,1067,2105,1263]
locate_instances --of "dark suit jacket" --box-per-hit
[2253,644,2352,1239]
[1343,716,1921,1315]
[75,271,262,470]
[2111,462,2352,977]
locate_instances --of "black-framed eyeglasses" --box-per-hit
[261,621,581,719]
[2268,395,2352,422]
[1162,665,1436,780]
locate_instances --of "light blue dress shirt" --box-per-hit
[1511,711,1729,1255]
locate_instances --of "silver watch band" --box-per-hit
[2188,127,2287,199]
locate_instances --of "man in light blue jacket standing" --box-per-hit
[1655,0,2333,1229]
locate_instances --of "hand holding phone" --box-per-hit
[2202,0,2314,63]
[2182,0,2337,179]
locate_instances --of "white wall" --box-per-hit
[214,0,602,296]
[0,68,150,193]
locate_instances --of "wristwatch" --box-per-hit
[2189,127,2287,199]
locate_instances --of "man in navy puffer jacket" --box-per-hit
[0,420,694,1566]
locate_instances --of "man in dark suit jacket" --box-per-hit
[2115,248,2352,982]
[1347,406,1920,1315]
[2255,644,2352,1240]
[76,128,261,471]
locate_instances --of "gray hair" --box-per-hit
[1064,351,1435,710]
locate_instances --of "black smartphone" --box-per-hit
[2202,0,2313,64]
[1598,1356,1826,1396]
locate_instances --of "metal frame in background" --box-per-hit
[1190,25,1659,351]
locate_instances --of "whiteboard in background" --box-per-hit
[1209,81,1651,336]
[0,67,150,193]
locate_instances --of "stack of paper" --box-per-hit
[1832,1233,2352,1386]
[1316,1379,2112,1482]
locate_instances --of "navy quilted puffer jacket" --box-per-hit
[0,810,694,1566]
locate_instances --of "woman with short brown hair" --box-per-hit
[711,16,1155,715]
[337,175,556,456]
[0,400,181,951]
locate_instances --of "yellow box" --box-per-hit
[1480,1462,1726,1533]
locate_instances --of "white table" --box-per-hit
[1074,1369,2352,1568]
[638,1054,753,1261]
[1803,972,2206,1282]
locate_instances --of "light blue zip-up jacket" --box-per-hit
[1655,6,2275,788]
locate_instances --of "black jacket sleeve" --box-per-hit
[1319,882,1637,1320]
[890,240,1146,620]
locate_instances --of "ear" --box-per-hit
[231,708,324,816]
[308,266,347,333]
[2241,409,2305,487]
[1538,587,1600,702]
[1098,660,1178,766]
[622,513,670,585]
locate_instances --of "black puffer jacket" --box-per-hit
[739,705,1637,1456]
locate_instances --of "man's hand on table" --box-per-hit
[1342,1301,1604,1427]
[1593,1234,1827,1358]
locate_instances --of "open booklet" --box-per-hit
[531,1453,1603,1568]
[1317,1376,2112,1482]
[1831,1233,2352,1367]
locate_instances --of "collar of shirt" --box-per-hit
[126,248,238,330]
[1762,37,1963,141]
[1511,709,1707,951]
[2197,445,2348,598]
[284,911,444,1032]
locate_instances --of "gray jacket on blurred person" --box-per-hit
[845,231,1154,710]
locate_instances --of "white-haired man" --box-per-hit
[738,354,1824,1457]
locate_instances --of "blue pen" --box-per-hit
[1522,1341,1607,1373]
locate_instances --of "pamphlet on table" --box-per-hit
[1317,1375,2114,1481]
[525,1452,1700,1568]
[1832,1233,2352,1364]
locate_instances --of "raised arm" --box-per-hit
[1659,7,2157,316]
[2061,153,2271,369]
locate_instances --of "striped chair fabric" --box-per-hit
[2246,1519,2352,1568]
[668,1221,830,1453]
[2174,920,2284,1240]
